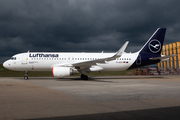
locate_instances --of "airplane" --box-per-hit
[3,28,174,80]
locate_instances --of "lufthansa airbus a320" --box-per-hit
[3,28,174,80]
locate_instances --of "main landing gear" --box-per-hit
[24,71,29,80]
[81,74,88,80]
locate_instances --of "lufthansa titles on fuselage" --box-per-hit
[29,53,59,58]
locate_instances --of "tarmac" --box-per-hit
[0,75,180,120]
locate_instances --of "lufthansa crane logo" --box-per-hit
[148,39,161,53]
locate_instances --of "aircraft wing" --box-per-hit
[72,41,129,70]
[150,54,177,61]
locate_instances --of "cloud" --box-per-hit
[1,0,180,63]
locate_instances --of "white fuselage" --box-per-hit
[3,52,139,72]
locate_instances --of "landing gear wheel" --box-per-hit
[81,74,88,80]
[24,76,28,80]
[24,71,29,80]
[84,75,88,80]
[81,74,84,79]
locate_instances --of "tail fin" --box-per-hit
[139,28,166,54]
[128,28,167,69]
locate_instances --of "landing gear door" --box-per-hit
[22,53,28,64]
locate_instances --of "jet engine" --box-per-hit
[52,67,78,78]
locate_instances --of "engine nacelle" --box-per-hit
[52,67,77,78]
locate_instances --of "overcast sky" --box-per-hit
[1,0,180,63]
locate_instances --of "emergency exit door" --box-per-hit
[22,54,28,64]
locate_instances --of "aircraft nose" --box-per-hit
[3,61,7,68]
[3,61,11,69]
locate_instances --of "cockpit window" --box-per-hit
[10,57,16,60]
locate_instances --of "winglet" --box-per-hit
[114,41,129,57]
[98,41,129,62]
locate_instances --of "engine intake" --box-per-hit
[52,67,78,78]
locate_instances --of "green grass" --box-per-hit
[0,64,135,77]
[0,64,52,77]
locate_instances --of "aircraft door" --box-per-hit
[136,54,141,65]
[22,53,28,64]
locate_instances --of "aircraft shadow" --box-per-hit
[18,76,165,82]
[55,77,115,83]
[17,77,114,83]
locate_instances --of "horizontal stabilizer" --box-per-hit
[149,54,177,61]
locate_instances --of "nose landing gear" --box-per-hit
[24,71,29,80]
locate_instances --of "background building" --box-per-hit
[158,42,180,74]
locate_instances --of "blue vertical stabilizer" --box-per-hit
[128,28,166,69]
